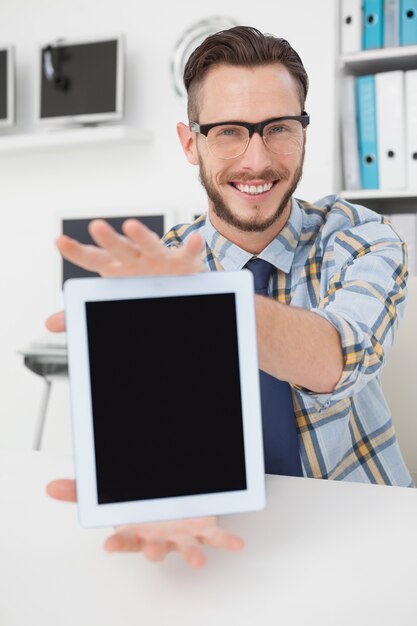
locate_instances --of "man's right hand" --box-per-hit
[46,480,244,568]
[46,217,206,333]
[59,217,205,277]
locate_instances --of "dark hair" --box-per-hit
[184,25,309,120]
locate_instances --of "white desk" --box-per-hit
[0,451,416,626]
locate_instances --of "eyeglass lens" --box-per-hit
[206,120,304,159]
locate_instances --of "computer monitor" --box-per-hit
[0,45,15,128]
[37,34,124,126]
[62,215,165,285]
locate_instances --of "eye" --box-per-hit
[221,128,238,136]
[267,124,287,135]
[210,125,246,140]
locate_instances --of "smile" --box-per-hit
[229,181,277,196]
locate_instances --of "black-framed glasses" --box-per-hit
[190,113,310,160]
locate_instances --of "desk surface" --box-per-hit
[0,451,416,626]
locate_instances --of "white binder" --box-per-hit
[375,70,406,190]
[384,0,400,48]
[405,70,417,190]
[389,213,417,276]
[341,0,362,53]
[341,75,361,190]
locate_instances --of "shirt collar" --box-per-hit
[202,197,303,273]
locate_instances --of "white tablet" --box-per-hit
[64,271,265,528]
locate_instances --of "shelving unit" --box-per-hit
[0,125,152,153]
[339,189,417,214]
[338,0,417,276]
[341,44,417,74]
[339,36,417,215]
[339,189,417,200]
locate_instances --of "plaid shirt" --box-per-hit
[162,195,413,487]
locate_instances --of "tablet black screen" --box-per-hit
[86,293,247,504]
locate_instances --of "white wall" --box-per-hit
[0,0,339,449]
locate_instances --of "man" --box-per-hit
[47,26,413,567]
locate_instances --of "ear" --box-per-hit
[177,122,199,165]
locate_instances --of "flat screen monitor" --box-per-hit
[38,35,124,125]
[62,215,165,284]
[0,45,15,128]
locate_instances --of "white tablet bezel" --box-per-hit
[65,272,265,527]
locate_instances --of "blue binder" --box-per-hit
[356,75,379,189]
[363,0,384,49]
[400,0,417,45]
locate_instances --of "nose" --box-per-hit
[238,131,274,172]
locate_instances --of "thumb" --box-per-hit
[45,311,66,333]
[46,479,77,502]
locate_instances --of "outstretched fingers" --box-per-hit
[121,219,163,257]
[170,534,207,568]
[104,528,146,553]
[88,219,141,264]
[57,218,205,279]
[104,528,171,562]
[56,235,112,274]
[198,527,245,551]
[100,515,246,568]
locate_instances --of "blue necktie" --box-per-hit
[245,257,303,477]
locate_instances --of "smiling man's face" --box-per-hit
[178,63,306,247]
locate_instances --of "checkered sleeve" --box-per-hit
[300,221,408,405]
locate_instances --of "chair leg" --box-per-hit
[33,378,52,451]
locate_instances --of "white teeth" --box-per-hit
[235,182,274,195]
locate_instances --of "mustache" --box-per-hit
[218,167,289,185]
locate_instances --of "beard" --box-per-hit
[198,148,305,233]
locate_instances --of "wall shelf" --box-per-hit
[0,125,152,153]
[341,45,417,74]
[340,189,417,200]
[339,189,417,214]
